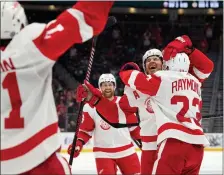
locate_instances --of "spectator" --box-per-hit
[205,23,213,52]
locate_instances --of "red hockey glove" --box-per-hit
[84,80,102,105]
[76,84,88,102]
[67,139,84,158]
[76,81,102,107]
[120,62,140,72]
[84,80,102,106]
[163,35,195,61]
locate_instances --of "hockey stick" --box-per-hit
[69,16,117,166]
[132,110,142,149]
[132,139,142,149]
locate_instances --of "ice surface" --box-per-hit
[61,151,223,174]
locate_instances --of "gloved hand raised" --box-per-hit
[76,80,102,106]
[120,62,140,72]
[163,35,195,61]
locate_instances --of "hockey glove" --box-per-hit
[67,139,84,158]
[76,81,102,106]
[120,62,141,72]
[76,84,88,102]
[163,35,195,61]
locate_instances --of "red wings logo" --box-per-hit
[100,119,111,130]
[144,97,154,113]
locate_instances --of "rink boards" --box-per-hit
[60,132,223,153]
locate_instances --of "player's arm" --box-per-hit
[68,104,95,157]
[119,68,161,96]
[33,1,114,61]
[77,104,95,144]
[76,81,139,128]
[188,49,214,83]
[129,126,141,141]
[129,126,142,148]
[163,35,214,83]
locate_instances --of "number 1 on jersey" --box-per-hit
[3,72,24,129]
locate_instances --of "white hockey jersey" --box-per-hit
[78,97,137,159]
[1,2,113,174]
[94,49,213,149]
[123,86,157,151]
[120,70,210,146]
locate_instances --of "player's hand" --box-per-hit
[163,35,195,61]
[76,81,102,106]
[120,62,140,72]
[76,84,88,102]
[67,139,84,158]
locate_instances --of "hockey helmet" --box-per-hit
[142,48,163,73]
[98,74,116,88]
[1,2,28,39]
[163,52,190,72]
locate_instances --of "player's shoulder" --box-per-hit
[154,70,169,77]
[156,71,201,84]
[18,22,46,40]
[187,72,201,84]
[114,96,121,103]
[155,70,185,79]
[83,103,96,113]
[4,23,46,52]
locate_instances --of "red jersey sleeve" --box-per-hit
[119,70,161,96]
[78,105,95,143]
[119,94,138,114]
[129,126,141,140]
[188,49,214,83]
[33,1,113,61]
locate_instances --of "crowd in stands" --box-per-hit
[52,15,222,131]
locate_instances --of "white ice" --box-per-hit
[62,151,223,174]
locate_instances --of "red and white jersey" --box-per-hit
[120,70,210,146]
[95,48,213,148]
[123,86,157,151]
[78,97,137,159]
[188,48,214,83]
[1,2,113,174]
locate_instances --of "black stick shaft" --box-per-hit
[132,139,142,149]
[69,37,97,165]
[68,16,117,166]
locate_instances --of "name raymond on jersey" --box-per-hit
[172,78,200,95]
[0,58,15,72]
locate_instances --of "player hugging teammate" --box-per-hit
[75,35,214,175]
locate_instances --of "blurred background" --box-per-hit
[20,1,223,133]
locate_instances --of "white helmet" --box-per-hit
[98,74,116,88]
[1,2,28,39]
[142,48,163,73]
[163,53,190,72]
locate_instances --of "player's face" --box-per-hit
[145,56,162,75]
[100,82,115,99]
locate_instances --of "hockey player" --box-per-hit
[75,49,162,175]
[76,35,214,174]
[1,1,113,174]
[117,49,163,175]
[118,52,213,174]
[68,74,141,175]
